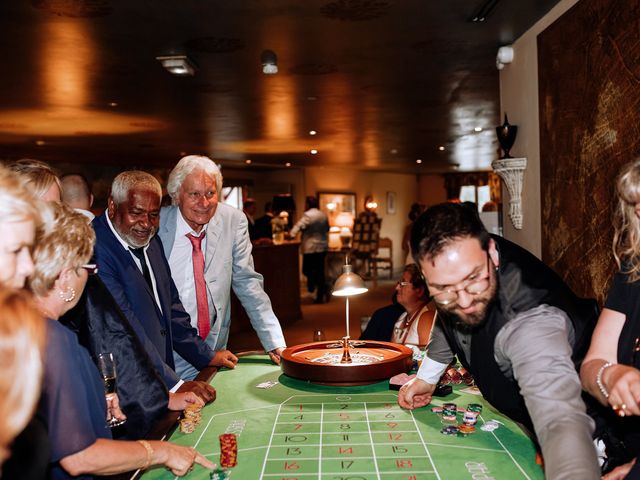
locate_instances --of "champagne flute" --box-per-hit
[97,352,126,427]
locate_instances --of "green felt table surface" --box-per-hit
[141,355,544,480]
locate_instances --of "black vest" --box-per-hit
[438,235,598,430]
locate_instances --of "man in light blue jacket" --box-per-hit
[158,155,286,379]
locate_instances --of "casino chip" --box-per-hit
[219,433,238,468]
[210,467,230,480]
[440,425,459,435]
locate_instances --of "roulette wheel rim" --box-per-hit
[280,340,413,386]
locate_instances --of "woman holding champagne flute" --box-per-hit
[29,202,213,478]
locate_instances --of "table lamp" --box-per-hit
[332,260,368,363]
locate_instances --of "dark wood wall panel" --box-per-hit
[538,0,640,303]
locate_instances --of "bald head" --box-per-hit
[60,174,93,210]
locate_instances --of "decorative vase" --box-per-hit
[495,114,518,159]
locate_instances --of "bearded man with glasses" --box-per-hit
[398,202,601,480]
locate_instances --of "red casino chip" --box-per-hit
[219,433,238,468]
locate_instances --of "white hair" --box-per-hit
[167,155,223,203]
[110,170,162,205]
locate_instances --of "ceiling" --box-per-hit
[0,0,560,174]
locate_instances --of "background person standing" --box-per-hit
[290,196,330,304]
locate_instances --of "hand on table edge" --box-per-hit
[177,380,216,404]
[397,377,435,410]
[268,347,285,365]
[209,349,239,369]
[168,391,205,411]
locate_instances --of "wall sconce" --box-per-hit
[496,45,514,70]
[261,49,278,74]
[156,55,197,76]
[491,157,526,229]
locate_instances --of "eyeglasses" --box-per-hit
[396,281,412,289]
[81,264,98,275]
[429,253,492,306]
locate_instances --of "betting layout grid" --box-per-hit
[140,359,542,480]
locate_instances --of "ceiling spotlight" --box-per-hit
[390,148,398,155]
[309,130,317,135]
[474,127,483,132]
[245,159,252,164]
[285,162,292,167]
[108,102,118,107]
[416,159,422,164]
[261,49,278,74]
[35,140,45,146]
[156,55,197,76]
[310,149,318,155]
[438,146,445,151]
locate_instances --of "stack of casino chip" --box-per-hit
[219,433,238,468]
[179,404,203,434]
[441,402,458,423]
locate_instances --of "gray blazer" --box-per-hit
[158,204,286,353]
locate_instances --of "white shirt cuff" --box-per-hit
[415,358,449,385]
[169,379,184,393]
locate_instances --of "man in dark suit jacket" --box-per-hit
[92,170,216,400]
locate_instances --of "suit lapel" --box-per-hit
[205,211,221,271]
[146,240,170,317]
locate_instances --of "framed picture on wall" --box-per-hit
[318,192,356,227]
[386,191,397,214]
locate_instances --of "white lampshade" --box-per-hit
[333,264,368,297]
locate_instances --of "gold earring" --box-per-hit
[58,286,76,303]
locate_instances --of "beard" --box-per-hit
[436,271,499,331]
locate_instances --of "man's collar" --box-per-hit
[177,207,208,237]
[105,213,149,251]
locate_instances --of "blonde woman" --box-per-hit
[581,159,640,479]
[8,158,62,203]
[29,203,213,479]
[0,165,46,479]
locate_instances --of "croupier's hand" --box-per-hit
[398,378,436,410]
[209,350,239,369]
[268,347,285,365]
[178,381,216,404]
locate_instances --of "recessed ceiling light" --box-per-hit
[285,162,292,167]
[310,149,318,155]
[438,146,445,151]
[35,140,45,146]
[474,127,483,132]
[390,148,398,155]
[156,55,197,76]
[245,159,252,164]
[416,159,422,164]
[108,102,118,107]
[309,130,317,135]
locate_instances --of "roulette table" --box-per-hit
[138,354,544,480]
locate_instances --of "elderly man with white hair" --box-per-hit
[158,155,286,379]
[92,171,218,400]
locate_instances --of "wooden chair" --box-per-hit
[371,237,393,282]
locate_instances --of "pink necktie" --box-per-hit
[186,232,210,339]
